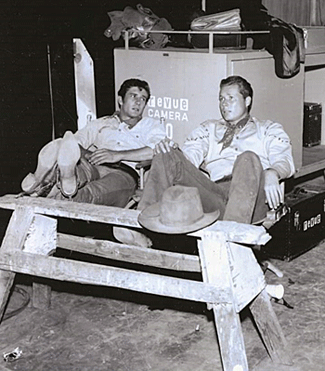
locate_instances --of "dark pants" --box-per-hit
[138,149,269,224]
[49,148,138,208]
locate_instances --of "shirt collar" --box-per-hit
[225,114,250,130]
[116,111,142,129]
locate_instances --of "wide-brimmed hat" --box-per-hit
[138,185,220,234]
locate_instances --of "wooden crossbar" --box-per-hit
[0,251,231,304]
[0,194,140,228]
[57,233,201,272]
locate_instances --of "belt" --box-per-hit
[79,146,139,185]
[106,162,139,184]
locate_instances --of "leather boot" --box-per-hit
[21,138,62,194]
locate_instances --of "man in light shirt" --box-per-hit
[138,75,295,225]
[21,78,166,208]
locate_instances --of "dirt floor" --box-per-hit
[0,229,325,371]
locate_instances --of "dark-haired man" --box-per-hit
[138,75,295,225]
[21,78,166,209]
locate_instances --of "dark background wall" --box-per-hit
[0,0,268,197]
[0,0,203,196]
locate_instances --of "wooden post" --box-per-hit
[0,207,34,321]
[24,214,57,309]
[199,231,249,371]
[249,289,293,365]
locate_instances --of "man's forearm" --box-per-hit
[117,147,154,162]
[268,160,295,181]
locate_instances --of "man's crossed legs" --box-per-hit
[138,148,269,224]
[21,132,138,207]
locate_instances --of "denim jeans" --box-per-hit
[138,149,268,224]
[49,148,138,207]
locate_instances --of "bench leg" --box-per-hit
[0,207,35,321]
[24,214,57,309]
[199,231,249,371]
[212,303,248,371]
[249,289,293,365]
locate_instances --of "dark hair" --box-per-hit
[118,78,151,102]
[220,75,253,112]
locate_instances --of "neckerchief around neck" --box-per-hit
[218,115,250,153]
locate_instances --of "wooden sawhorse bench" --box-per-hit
[0,195,292,371]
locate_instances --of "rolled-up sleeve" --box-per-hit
[264,121,295,179]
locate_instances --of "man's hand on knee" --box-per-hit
[154,138,178,155]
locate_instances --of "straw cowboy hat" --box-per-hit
[138,185,220,234]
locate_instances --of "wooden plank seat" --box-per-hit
[0,194,292,371]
